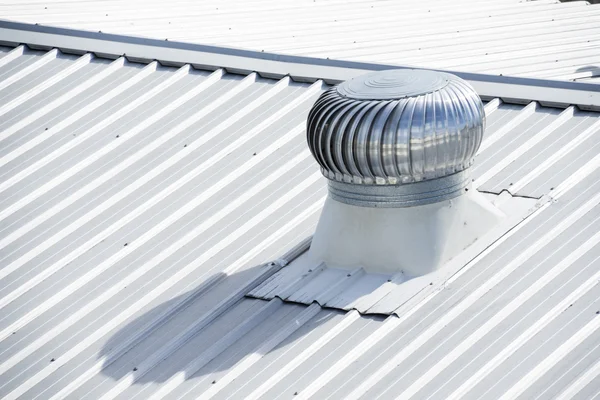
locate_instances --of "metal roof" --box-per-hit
[1,30,600,400]
[1,21,599,112]
[1,0,600,82]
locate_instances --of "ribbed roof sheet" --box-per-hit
[1,0,600,82]
[1,42,600,399]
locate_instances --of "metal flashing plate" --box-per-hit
[248,193,540,315]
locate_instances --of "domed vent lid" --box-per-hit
[306,69,485,207]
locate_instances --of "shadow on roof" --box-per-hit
[575,65,600,78]
[96,261,337,393]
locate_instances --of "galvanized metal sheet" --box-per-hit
[1,0,600,81]
[1,44,600,400]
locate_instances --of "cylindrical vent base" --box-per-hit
[327,170,470,208]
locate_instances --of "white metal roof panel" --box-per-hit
[1,0,600,82]
[1,42,600,399]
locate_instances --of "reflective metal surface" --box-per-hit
[327,169,470,208]
[3,0,600,82]
[306,69,485,186]
[2,41,600,400]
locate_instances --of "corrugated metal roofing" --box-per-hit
[1,42,600,400]
[1,0,600,82]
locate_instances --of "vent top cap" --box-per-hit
[307,69,485,188]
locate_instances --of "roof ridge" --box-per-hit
[1,19,599,111]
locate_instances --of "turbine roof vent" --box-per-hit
[307,69,485,207]
[250,69,532,311]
